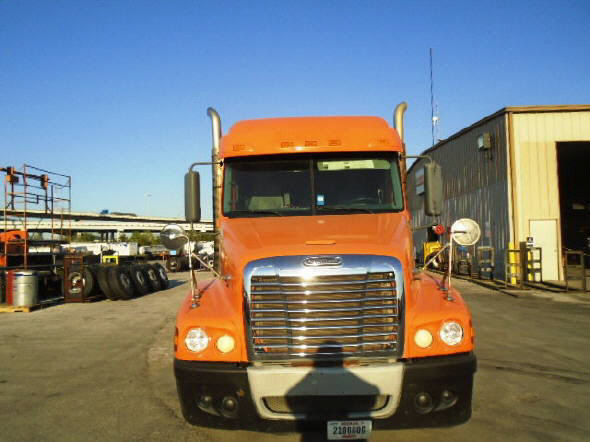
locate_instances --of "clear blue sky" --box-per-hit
[2,0,589,220]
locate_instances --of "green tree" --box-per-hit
[72,232,98,242]
[119,233,129,242]
[129,231,159,246]
[187,231,216,242]
[29,232,43,240]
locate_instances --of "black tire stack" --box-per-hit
[92,262,170,301]
[165,255,203,273]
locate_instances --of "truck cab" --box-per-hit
[170,104,476,435]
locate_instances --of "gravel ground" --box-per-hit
[1,272,589,441]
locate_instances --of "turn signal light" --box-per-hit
[216,334,236,353]
[414,329,433,348]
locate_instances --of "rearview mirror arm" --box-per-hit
[188,161,222,172]
[402,154,434,163]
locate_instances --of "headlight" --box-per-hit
[185,328,210,352]
[439,321,463,346]
[216,334,236,354]
[414,329,433,348]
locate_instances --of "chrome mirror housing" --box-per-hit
[160,224,189,251]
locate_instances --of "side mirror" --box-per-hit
[160,224,189,251]
[185,171,201,222]
[424,162,442,217]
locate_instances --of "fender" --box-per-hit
[175,278,248,362]
[404,272,474,358]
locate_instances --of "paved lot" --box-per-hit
[1,272,590,441]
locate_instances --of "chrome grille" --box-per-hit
[244,255,403,360]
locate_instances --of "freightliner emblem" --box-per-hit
[302,256,343,267]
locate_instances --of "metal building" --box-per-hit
[408,105,590,282]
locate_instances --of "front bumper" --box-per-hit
[174,352,476,430]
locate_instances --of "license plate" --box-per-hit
[327,420,372,440]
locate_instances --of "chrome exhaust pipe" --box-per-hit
[207,107,222,153]
[207,107,222,271]
[394,102,408,145]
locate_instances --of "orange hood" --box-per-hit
[220,213,414,281]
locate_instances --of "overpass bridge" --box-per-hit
[1,209,213,240]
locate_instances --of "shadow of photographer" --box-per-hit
[285,341,378,442]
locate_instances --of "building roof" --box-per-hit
[408,104,590,174]
[220,116,402,158]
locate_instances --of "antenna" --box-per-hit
[430,48,440,146]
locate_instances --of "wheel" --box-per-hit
[0,273,6,304]
[424,252,438,269]
[108,266,136,300]
[152,263,169,289]
[143,264,162,292]
[97,265,119,300]
[180,256,189,271]
[194,256,202,270]
[129,264,150,296]
[166,257,179,273]
[87,265,102,297]
[81,267,95,297]
[63,268,89,298]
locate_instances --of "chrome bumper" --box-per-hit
[247,363,404,420]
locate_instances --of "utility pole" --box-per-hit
[430,48,440,146]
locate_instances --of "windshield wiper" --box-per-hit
[229,210,284,217]
[317,207,374,214]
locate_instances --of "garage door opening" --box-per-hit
[557,141,590,255]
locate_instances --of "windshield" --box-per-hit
[223,153,403,217]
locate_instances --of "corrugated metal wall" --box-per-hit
[510,110,590,280]
[408,114,510,278]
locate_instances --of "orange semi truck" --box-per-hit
[169,103,476,436]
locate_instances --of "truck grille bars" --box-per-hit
[244,255,403,361]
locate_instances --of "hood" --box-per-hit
[221,213,412,275]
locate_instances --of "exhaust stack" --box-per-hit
[207,107,222,271]
[394,102,408,147]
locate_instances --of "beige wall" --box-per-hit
[510,111,590,279]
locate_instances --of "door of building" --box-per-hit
[530,219,559,281]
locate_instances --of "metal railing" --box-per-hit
[505,246,522,287]
[505,242,543,288]
[1,165,71,271]
[477,246,495,280]
[527,247,543,283]
[564,250,589,292]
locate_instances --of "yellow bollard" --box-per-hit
[508,242,517,285]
